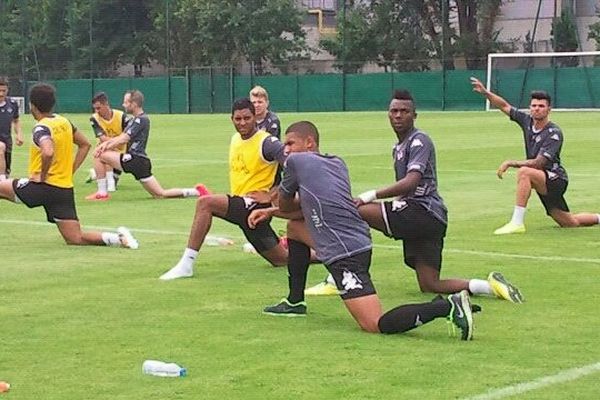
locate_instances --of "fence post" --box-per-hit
[185,66,191,114]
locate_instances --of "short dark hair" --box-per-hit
[29,83,56,113]
[392,89,414,102]
[126,90,144,107]
[0,76,8,87]
[285,121,320,145]
[530,90,551,106]
[391,89,416,112]
[92,92,108,104]
[231,98,255,115]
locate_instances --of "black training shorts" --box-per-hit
[120,153,152,181]
[223,195,279,253]
[382,200,446,271]
[326,250,377,300]
[13,179,78,223]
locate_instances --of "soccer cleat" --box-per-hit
[304,281,339,296]
[493,222,526,235]
[447,290,474,341]
[85,192,110,201]
[488,272,524,303]
[117,227,139,250]
[159,264,193,280]
[263,298,307,317]
[84,168,97,183]
[195,183,212,197]
[431,294,482,314]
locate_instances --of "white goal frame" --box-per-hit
[486,51,600,111]
[12,96,26,116]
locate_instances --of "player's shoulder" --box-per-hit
[409,129,433,147]
[267,110,280,122]
[8,97,19,107]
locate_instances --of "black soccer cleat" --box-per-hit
[263,298,307,317]
[447,290,474,341]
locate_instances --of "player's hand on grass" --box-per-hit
[248,208,273,229]
[15,134,24,146]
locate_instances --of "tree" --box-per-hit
[159,0,307,74]
[320,0,505,72]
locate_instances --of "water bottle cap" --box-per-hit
[180,368,187,377]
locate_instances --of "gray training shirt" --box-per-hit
[124,113,150,158]
[393,128,448,225]
[279,152,372,265]
[509,107,568,182]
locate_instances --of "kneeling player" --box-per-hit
[250,121,475,339]
[0,83,138,248]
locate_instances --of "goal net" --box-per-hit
[486,51,600,111]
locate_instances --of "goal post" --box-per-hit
[12,96,26,116]
[486,51,600,111]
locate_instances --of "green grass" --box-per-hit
[1,111,600,399]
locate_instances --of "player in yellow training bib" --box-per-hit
[159,97,288,281]
[0,83,138,249]
[86,92,128,191]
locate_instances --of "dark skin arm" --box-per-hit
[355,171,421,205]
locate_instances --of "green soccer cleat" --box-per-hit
[263,298,307,317]
[447,290,474,341]
[488,272,524,303]
[493,222,526,235]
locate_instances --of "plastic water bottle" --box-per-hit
[142,360,187,377]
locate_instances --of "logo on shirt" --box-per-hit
[534,135,541,143]
[410,138,423,148]
[310,209,323,228]
[551,134,560,140]
[341,270,363,291]
[134,118,141,124]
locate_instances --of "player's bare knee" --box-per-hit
[358,318,380,333]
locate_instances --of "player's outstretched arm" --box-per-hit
[470,77,512,116]
[72,129,91,173]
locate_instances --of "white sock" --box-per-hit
[181,188,199,198]
[97,178,108,195]
[510,206,526,225]
[101,232,121,246]
[468,279,493,296]
[177,248,199,269]
[106,171,115,191]
[325,273,335,285]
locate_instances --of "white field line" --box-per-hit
[463,361,600,400]
[1,218,599,264]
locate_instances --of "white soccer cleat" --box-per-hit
[85,168,97,183]
[117,227,139,249]
[159,265,194,281]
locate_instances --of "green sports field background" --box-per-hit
[1,111,599,399]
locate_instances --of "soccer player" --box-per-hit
[0,83,138,248]
[159,98,288,280]
[89,90,209,200]
[307,89,524,303]
[0,77,24,180]
[86,92,128,192]
[250,121,475,340]
[250,85,281,139]
[470,77,600,234]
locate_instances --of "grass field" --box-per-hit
[1,110,599,399]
